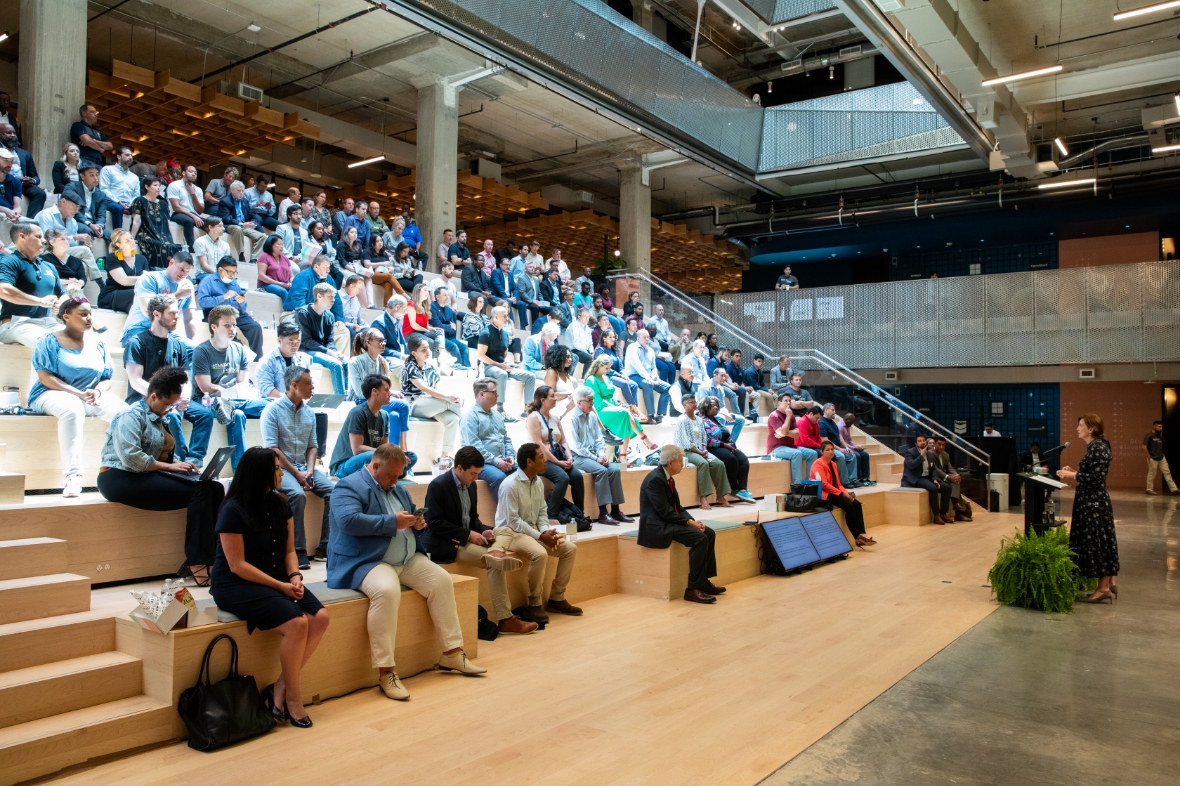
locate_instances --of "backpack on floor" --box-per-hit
[477,606,499,641]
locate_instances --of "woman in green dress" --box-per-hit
[129,175,181,269]
[586,356,657,463]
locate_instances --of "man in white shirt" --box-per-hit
[494,443,582,623]
[98,146,140,230]
[277,185,301,221]
[523,239,544,271]
[646,303,671,351]
[624,328,672,424]
[547,248,571,283]
[428,261,459,304]
[192,217,232,278]
[274,205,310,262]
[166,165,206,251]
[982,423,1002,437]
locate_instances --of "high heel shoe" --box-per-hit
[1110,585,1118,598]
[262,684,287,723]
[283,701,313,728]
[1078,590,1114,604]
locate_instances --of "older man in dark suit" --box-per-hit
[638,444,725,604]
[901,434,952,524]
[422,445,536,635]
[327,444,486,702]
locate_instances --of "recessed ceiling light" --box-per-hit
[247,23,261,32]
[981,65,1063,86]
[1113,1,1180,21]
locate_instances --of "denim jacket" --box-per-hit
[100,400,167,472]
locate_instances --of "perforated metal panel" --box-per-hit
[1141,262,1180,360]
[1087,265,1142,362]
[985,273,1034,365]
[938,275,986,366]
[893,280,940,368]
[773,0,837,23]
[1033,268,1087,364]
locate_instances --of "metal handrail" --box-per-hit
[608,270,991,472]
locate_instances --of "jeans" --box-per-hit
[335,451,373,478]
[628,374,671,417]
[260,283,288,299]
[719,413,745,443]
[311,352,347,394]
[655,357,677,386]
[107,203,125,231]
[224,399,270,470]
[606,314,625,337]
[607,373,639,406]
[443,337,470,367]
[279,467,334,559]
[770,445,818,484]
[479,463,510,501]
[832,449,856,486]
[379,398,411,440]
[164,400,215,465]
[851,448,871,480]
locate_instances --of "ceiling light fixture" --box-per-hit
[829,65,835,79]
[1054,138,1068,155]
[1037,178,1096,190]
[246,23,261,32]
[981,65,1063,86]
[1113,0,1180,21]
[0,31,9,44]
[1175,94,1180,114]
[1151,143,1180,153]
[348,155,385,168]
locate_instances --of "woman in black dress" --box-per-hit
[129,175,180,270]
[1057,413,1118,603]
[210,446,330,727]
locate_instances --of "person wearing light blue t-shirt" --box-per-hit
[119,252,197,348]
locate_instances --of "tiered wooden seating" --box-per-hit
[86,60,319,169]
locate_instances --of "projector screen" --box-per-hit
[799,510,853,560]
[760,517,821,572]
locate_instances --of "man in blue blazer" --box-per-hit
[900,434,952,524]
[327,444,486,701]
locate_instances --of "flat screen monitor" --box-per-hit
[798,510,853,560]
[760,517,821,572]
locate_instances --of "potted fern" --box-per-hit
[987,527,1098,613]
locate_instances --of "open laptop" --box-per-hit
[159,445,235,482]
[307,393,350,409]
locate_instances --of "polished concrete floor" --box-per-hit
[763,490,1180,786]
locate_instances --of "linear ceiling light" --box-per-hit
[1038,178,1096,190]
[0,32,8,44]
[1151,143,1180,153]
[1175,94,1180,114]
[981,65,1063,86]
[1113,1,1180,21]
[348,155,385,169]
[1054,138,1068,155]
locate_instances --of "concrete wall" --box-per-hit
[1059,381,1164,490]
[1059,232,1159,268]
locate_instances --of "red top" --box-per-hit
[766,409,796,453]
[796,414,823,449]
[810,456,845,498]
[402,308,429,337]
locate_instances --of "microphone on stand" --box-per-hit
[1033,442,1070,465]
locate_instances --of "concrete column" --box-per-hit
[619,163,652,303]
[18,0,88,181]
[633,2,654,33]
[413,78,458,273]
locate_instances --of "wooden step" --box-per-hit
[0,695,173,786]
[0,538,68,581]
[0,574,91,625]
[0,652,142,729]
[0,615,115,674]
[0,472,21,505]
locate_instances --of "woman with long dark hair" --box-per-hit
[1058,414,1118,603]
[525,385,585,522]
[810,440,875,548]
[210,446,329,727]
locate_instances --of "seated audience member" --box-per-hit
[337,274,367,338]
[191,217,230,278]
[671,362,696,416]
[766,393,817,484]
[624,329,673,423]
[491,256,517,317]
[0,125,44,217]
[769,356,794,398]
[566,306,594,376]
[840,413,872,484]
[118,249,196,349]
[329,374,393,479]
[295,282,347,394]
[819,403,860,488]
[700,396,754,503]
[50,143,81,196]
[447,228,471,269]
[0,221,63,347]
[422,446,535,635]
[61,163,109,241]
[371,294,411,360]
[684,339,710,390]
[623,314,641,346]
[786,372,814,414]
[525,386,585,523]
[551,286,576,334]
[495,443,582,623]
[213,180,267,261]
[0,147,24,228]
[621,290,642,318]
[97,366,225,586]
[543,344,578,411]
[429,287,471,368]
[475,305,535,421]
[513,260,543,329]
[460,294,490,350]
[129,175,181,271]
[201,166,236,215]
[404,283,444,358]
[639,445,726,604]
[34,193,100,283]
[459,377,517,499]
[811,440,875,548]
[166,165,208,251]
[403,335,464,451]
[257,321,329,459]
[537,268,564,329]
[795,405,825,461]
[192,304,268,470]
[243,175,278,231]
[523,322,559,374]
[347,329,412,460]
[569,386,633,525]
[29,297,128,496]
[672,391,732,510]
[209,446,330,728]
[696,369,745,440]
[429,261,460,305]
[277,187,301,224]
[197,256,263,358]
[365,201,387,238]
[262,366,335,566]
[257,235,295,298]
[283,250,333,313]
[593,329,640,412]
[586,356,656,462]
[461,251,492,301]
[274,205,310,263]
[123,293,212,469]
[932,437,971,521]
[40,228,86,295]
[573,279,594,311]
[705,333,720,358]
[726,349,766,422]
[901,434,953,524]
[328,444,486,702]
[741,353,772,419]
[97,228,145,312]
[646,303,671,351]
[390,240,423,296]
[596,284,625,335]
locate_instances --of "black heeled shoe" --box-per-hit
[283,701,313,728]
[262,684,287,723]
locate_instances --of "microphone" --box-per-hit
[1033,442,1070,465]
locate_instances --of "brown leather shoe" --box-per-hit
[702,581,726,595]
[546,599,583,616]
[498,616,538,634]
[683,588,717,604]
[528,604,550,623]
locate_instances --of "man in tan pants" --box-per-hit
[494,442,582,624]
[327,444,486,702]
[1144,420,1178,495]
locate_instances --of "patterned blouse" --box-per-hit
[702,415,730,450]
[461,311,489,343]
[673,414,707,454]
[401,358,439,401]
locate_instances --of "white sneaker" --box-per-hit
[379,671,409,701]
[62,475,83,498]
[437,651,487,676]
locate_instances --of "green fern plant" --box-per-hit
[987,527,1096,613]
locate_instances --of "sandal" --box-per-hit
[188,564,211,587]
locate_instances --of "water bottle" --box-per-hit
[201,392,212,408]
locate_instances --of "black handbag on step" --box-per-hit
[784,493,818,513]
[178,634,275,751]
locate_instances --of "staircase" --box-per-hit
[0,538,173,786]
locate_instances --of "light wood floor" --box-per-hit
[46,509,1023,786]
